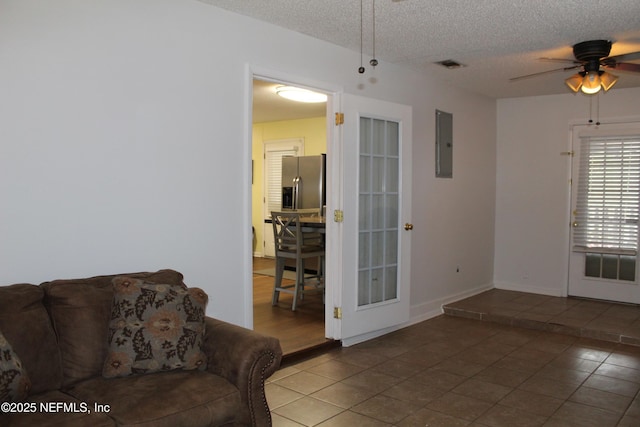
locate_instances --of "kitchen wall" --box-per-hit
[0,0,496,328]
[252,116,327,256]
[494,88,640,296]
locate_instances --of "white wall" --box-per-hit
[0,0,496,327]
[495,88,640,296]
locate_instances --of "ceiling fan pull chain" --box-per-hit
[358,0,365,74]
[370,0,378,68]
[587,93,601,126]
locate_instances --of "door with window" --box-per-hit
[569,124,640,304]
[339,95,412,341]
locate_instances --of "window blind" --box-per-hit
[263,140,302,218]
[573,136,640,255]
[265,150,293,217]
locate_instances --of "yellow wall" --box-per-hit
[252,116,327,256]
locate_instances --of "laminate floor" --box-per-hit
[253,257,331,357]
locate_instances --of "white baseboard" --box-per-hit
[408,282,494,325]
[493,280,565,297]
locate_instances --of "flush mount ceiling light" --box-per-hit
[275,86,327,103]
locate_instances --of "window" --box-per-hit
[573,135,640,280]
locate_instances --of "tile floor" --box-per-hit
[266,292,640,426]
[444,289,640,347]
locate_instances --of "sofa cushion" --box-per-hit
[66,370,239,427]
[41,270,185,387]
[0,329,31,402]
[0,284,62,394]
[0,390,115,427]
[103,277,208,378]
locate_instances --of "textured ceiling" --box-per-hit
[198,0,640,120]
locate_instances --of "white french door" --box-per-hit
[339,94,412,341]
[568,123,640,304]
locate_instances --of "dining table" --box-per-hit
[298,215,326,232]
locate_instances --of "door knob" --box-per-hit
[572,221,579,227]
[404,223,414,231]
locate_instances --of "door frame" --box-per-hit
[244,64,343,340]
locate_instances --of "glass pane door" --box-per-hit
[358,117,399,307]
[339,93,411,342]
[568,124,640,304]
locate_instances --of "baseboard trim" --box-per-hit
[409,283,494,324]
[494,280,565,297]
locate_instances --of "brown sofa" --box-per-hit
[0,269,282,426]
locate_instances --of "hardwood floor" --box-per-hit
[253,257,333,357]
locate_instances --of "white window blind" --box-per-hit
[573,136,640,255]
[263,139,303,219]
[265,150,292,216]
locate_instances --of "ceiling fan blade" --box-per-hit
[538,57,581,64]
[510,65,581,82]
[608,62,640,73]
[606,51,640,63]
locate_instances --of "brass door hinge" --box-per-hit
[335,112,344,126]
[333,307,342,319]
[334,210,344,223]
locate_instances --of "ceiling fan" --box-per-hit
[511,40,640,94]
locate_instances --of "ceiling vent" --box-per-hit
[436,59,465,69]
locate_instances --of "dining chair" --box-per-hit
[271,211,325,311]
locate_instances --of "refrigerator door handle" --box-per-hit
[293,176,300,210]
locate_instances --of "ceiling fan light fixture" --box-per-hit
[580,72,601,94]
[600,71,619,91]
[275,86,327,103]
[565,73,584,92]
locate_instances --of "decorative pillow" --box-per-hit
[0,329,31,402]
[103,277,208,378]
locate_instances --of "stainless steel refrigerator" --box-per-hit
[281,154,326,214]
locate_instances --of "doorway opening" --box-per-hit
[250,77,332,356]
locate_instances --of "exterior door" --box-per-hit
[339,94,412,342]
[568,123,640,304]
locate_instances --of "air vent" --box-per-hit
[435,59,465,69]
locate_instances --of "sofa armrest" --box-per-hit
[203,316,282,426]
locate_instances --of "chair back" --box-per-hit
[271,211,324,254]
[272,211,300,252]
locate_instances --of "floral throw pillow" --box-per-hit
[103,277,208,378]
[0,329,31,402]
